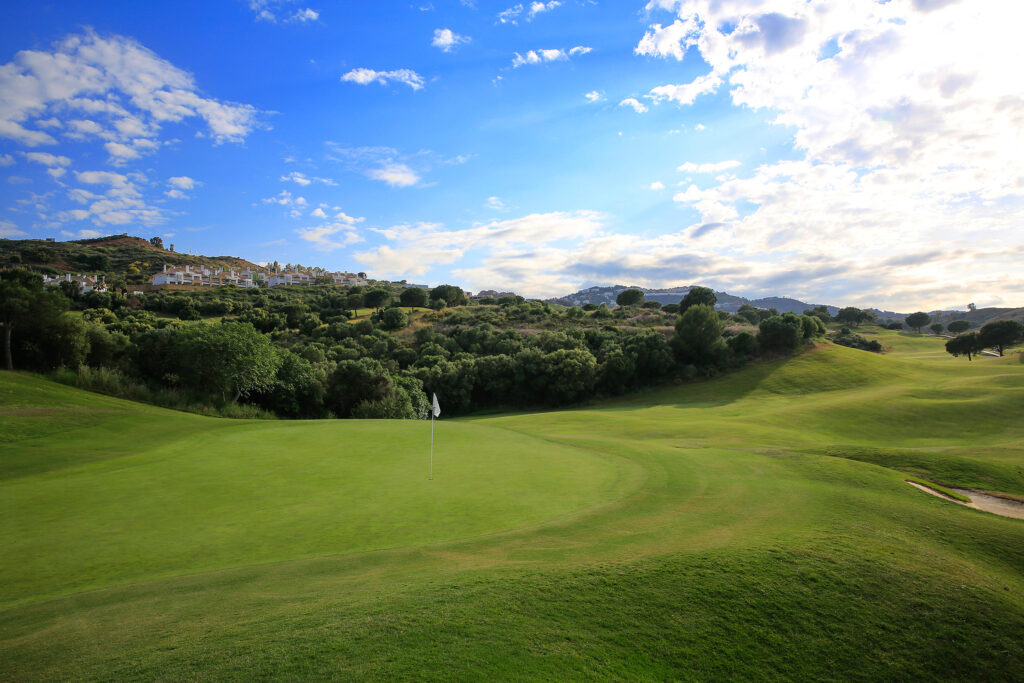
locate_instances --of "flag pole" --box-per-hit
[429,393,440,481]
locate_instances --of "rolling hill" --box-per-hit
[1,329,1023,679]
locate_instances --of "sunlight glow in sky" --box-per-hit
[1,0,1021,309]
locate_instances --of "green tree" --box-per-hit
[978,320,1023,356]
[327,358,394,418]
[363,289,391,312]
[836,307,872,327]
[399,287,429,308]
[803,305,832,322]
[727,331,757,357]
[381,307,409,331]
[680,286,717,312]
[757,314,804,352]
[0,270,69,370]
[673,304,724,365]
[905,312,931,333]
[929,323,944,335]
[615,288,644,307]
[430,284,468,307]
[945,333,982,361]
[149,236,164,249]
[947,320,970,334]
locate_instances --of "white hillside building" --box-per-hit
[43,273,106,293]
[152,264,263,288]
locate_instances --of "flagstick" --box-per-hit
[429,410,434,480]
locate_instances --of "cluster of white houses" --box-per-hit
[150,264,369,289]
[42,272,107,293]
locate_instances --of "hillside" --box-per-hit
[0,234,258,282]
[2,331,1023,679]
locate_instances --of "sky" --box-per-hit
[0,0,1021,310]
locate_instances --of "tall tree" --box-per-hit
[947,320,970,334]
[399,287,428,309]
[836,307,873,327]
[905,312,931,333]
[978,320,1023,356]
[363,289,391,312]
[945,333,982,361]
[680,286,717,312]
[615,288,644,307]
[673,304,724,365]
[0,270,68,371]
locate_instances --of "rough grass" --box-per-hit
[1,326,1023,680]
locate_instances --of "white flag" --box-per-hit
[432,393,441,418]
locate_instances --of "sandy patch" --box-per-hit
[906,480,1024,520]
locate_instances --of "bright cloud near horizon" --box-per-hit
[1,1,1022,311]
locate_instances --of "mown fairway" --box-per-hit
[2,329,1023,680]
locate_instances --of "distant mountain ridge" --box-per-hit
[548,284,835,315]
[547,284,1024,326]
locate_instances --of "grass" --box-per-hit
[1,326,1023,679]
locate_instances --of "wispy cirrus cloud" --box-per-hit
[511,46,591,67]
[249,1,319,23]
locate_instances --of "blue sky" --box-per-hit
[1,1,1021,310]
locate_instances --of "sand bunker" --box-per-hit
[906,480,1024,520]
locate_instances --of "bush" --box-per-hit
[831,330,883,353]
[757,314,803,353]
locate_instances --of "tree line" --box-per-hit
[1,275,837,419]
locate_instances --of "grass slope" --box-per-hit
[1,329,1023,680]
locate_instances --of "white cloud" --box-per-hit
[310,207,327,218]
[23,152,70,167]
[617,0,1024,308]
[290,8,319,22]
[0,154,13,166]
[0,31,260,151]
[341,68,425,90]
[584,91,603,103]
[432,28,470,53]
[249,1,320,23]
[512,48,585,67]
[497,5,523,24]
[368,163,420,187]
[76,170,129,187]
[297,222,363,251]
[0,220,25,237]
[569,46,592,56]
[619,98,648,114]
[485,196,507,210]
[63,170,162,225]
[635,20,694,61]
[649,181,665,190]
[358,210,606,282]
[647,73,722,106]
[677,160,741,174]
[168,176,196,190]
[499,1,560,24]
[528,1,561,18]
[261,189,308,217]
[281,171,335,186]
[165,189,187,199]
[47,168,66,179]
